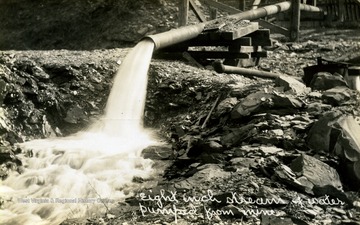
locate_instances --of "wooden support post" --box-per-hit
[338,0,345,22]
[252,0,261,9]
[290,0,301,42]
[179,0,189,26]
[210,0,218,20]
[223,41,242,66]
[239,0,246,11]
[210,8,217,19]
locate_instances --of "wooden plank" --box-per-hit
[182,52,204,68]
[187,51,267,59]
[239,46,260,53]
[189,0,207,22]
[188,51,250,59]
[186,36,252,46]
[154,51,267,61]
[220,22,259,40]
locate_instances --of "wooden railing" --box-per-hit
[317,0,360,21]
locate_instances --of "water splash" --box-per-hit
[0,39,156,225]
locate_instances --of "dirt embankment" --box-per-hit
[0,0,179,50]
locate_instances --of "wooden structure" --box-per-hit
[179,0,360,42]
[157,20,272,67]
[186,0,321,41]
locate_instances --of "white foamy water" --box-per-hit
[0,39,156,225]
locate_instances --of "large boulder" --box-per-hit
[307,112,360,189]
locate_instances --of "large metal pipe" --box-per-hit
[144,23,205,51]
[213,61,280,79]
[144,1,321,51]
[227,1,321,21]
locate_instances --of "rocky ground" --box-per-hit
[1,0,360,224]
[1,28,360,224]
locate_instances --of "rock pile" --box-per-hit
[136,61,360,225]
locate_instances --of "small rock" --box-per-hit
[310,72,348,91]
[0,79,7,105]
[306,102,332,114]
[290,154,343,193]
[64,104,87,124]
[307,110,343,152]
[216,97,238,115]
[332,208,346,215]
[322,86,353,106]
[272,94,304,109]
[231,91,273,119]
[275,75,310,95]
[269,129,284,136]
[230,157,257,168]
[221,124,256,147]
[137,26,149,35]
[259,146,284,155]
[141,144,173,160]
[261,215,296,225]
[307,91,323,98]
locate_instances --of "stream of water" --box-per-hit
[0,39,156,225]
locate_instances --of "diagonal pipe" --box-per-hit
[144,1,321,50]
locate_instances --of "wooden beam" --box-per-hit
[187,50,267,59]
[182,52,204,68]
[235,37,252,46]
[254,19,289,36]
[290,0,301,41]
[154,51,267,60]
[189,0,207,22]
[179,0,189,26]
[187,36,252,46]
[220,22,259,40]
[239,46,261,52]
[246,29,272,46]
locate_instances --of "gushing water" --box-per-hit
[0,39,156,225]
